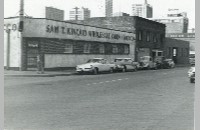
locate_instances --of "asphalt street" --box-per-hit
[4,67,194,130]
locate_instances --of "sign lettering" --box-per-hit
[46,25,135,41]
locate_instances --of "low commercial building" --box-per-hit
[4,17,136,71]
[69,16,166,61]
[164,38,189,64]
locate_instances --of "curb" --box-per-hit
[4,73,77,77]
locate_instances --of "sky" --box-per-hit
[4,0,195,29]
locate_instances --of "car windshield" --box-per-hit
[140,57,149,61]
[87,59,102,63]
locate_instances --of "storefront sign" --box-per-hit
[46,24,135,41]
[28,41,39,48]
[22,18,136,44]
[4,23,18,31]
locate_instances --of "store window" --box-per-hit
[99,44,105,54]
[64,43,73,53]
[112,45,118,54]
[84,43,91,53]
[124,45,129,54]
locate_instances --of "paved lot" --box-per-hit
[4,67,194,130]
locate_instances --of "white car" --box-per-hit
[138,56,157,70]
[114,58,138,72]
[76,58,116,74]
[188,66,195,83]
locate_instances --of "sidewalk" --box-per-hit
[4,69,77,77]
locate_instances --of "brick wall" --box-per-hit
[164,38,189,65]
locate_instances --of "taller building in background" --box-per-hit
[132,0,153,18]
[148,9,189,33]
[69,7,91,20]
[105,0,113,17]
[45,7,64,21]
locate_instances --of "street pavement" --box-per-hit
[4,67,194,130]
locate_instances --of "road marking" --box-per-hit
[105,81,110,83]
[111,80,116,82]
[125,78,129,80]
[99,82,104,84]
[117,79,122,81]
[93,83,97,84]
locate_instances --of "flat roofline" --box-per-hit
[4,16,165,31]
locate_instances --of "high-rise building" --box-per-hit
[132,0,153,18]
[105,0,113,17]
[148,9,189,33]
[45,7,64,21]
[69,7,91,20]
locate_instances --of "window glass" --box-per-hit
[112,45,118,53]
[84,43,91,53]
[124,45,129,54]
[99,44,105,54]
[64,43,73,53]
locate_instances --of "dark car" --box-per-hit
[162,59,175,69]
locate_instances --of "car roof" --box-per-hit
[115,58,132,60]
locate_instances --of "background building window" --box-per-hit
[84,43,91,53]
[112,45,118,54]
[64,43,73,53]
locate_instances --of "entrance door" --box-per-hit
[26,40,39,70]
[27,49,39,70]
[172,47,178,64]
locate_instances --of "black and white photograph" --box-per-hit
[3,0,196,129]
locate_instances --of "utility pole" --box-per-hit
[6,29,11,70]
[19,0,24,71]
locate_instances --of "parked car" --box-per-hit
[188,66,195,83]
[162,59,175,69]
[138,56,157,70]
[114,58,139,72]
[76,58,116,74]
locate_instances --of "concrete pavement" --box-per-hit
[4,69,77,77]
[4,67,194,130]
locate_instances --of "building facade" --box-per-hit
[148,10,189,33]
[69,16,165,61]
[149,17,189,33]
[69,7,91,20]
[132,0,153,18]
[105,0,113,17]
[45,7,64,21]
[164,38,189,64]
[166,33,195,52]
[4,17,136,70]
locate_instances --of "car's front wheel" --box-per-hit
[93,68,98,75]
